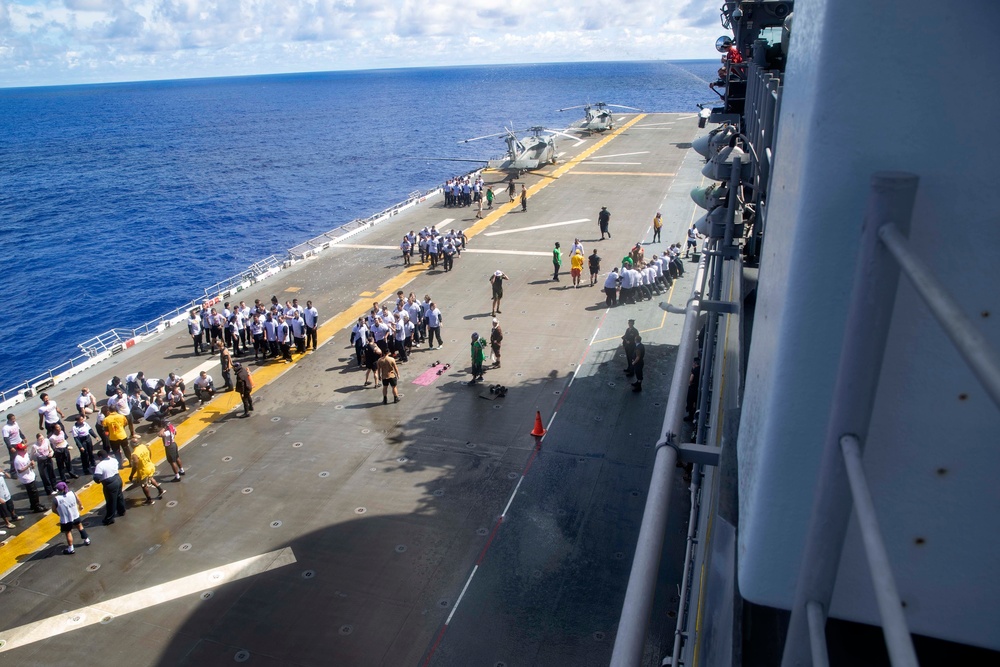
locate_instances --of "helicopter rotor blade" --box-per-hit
[460,131,510,143]
[605,104,644,111]
[407,157,491,163]
[557,105,589,112]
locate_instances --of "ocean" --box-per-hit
[0,60,719,397]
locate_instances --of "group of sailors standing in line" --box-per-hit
[399,226,468,271]
[186,296,319,364]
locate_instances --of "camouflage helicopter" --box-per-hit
[460,126,580,176]
[558,102,643,133]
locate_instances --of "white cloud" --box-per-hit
[0,0,722,87]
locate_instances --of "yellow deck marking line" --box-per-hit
[0,115,643,577]
[0,547,297,652]
[568,171,677,177]
[284,286,302,293]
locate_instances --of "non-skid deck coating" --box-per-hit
[0,114,705,666]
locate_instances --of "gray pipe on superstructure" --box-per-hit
[610,258,707,666]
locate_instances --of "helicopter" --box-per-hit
[459,126,581,176]
[557,102,643,133]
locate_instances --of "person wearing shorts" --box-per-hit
[570,249,585,287]
[159,423,186,481]
[52,482,90,555]
[376,347,400,404]
[129,442,164,505]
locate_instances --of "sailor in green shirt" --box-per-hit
[552,242,562,281]
[469,332,487,385]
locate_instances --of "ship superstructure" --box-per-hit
[613,1,1000,665]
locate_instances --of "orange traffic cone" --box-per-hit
[530,410,547,437]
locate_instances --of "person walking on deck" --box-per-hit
[598,206,611,240]
[652,212,663,243]
[159,423,186,481]
[520,184,528,212]
[129,441,165,505]
[552,242,563,282]
[507,179,517,202]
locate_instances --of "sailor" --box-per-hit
[598,206,611,239]
[442,240,456,272]
[427,235,439,269]
[290,311,306,354]
[376,347,400,404]
[570,238,585,256]
[263,312,278,358]
[52,482,90,554]
[622,319,639,376]
[520,184,528,212]
[37,393,66,437]
[588,249,602,287]
[3,414,25,472]
[603,268,620,307]
[234,362,255,417]
[187,309,204,355]
[193,371,216,403]
[76,387,97,417]
[70,414,97,475]
[652,212,663,244]
[13,443,44,513]
[303,300,319,350]
[276,315,293,362]
[490,270,509,316]
[507,179,516,202]
[393,313,409,363]
[490,318,504,368]
[351,318,369,366]
[250,313,266,360]
[400,235,412,266]
[129,438,165,505]
[631,334,646,393]
[552,242,562,281]
[93,450,125,524]
[469,332,487,384]
[426,302,444,350]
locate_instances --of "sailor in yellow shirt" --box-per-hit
[128,442,165,505]
[570,250,585,288]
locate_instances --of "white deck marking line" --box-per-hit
[586,151,650,159]
[182,357,222,385]
[438,218,455,225]
[0,547,297,652]
[483,218,590,237]
[502,476,526,519]
[444,564,479,625]
[635,121,676,127]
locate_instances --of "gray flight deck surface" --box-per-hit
[0,113,703,666]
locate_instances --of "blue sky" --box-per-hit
[0,0,723,87]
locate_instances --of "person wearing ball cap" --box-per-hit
[490,318,504,368]
[490,270,509,317]
[52,481,91,555]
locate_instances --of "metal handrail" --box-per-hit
[783,173,922,666]
[879,223,1000,408]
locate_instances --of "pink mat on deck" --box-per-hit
[412,364,451,386]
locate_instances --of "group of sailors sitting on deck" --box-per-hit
[601,242,688,307]
[399,226,467,271]
[185,296,320,363]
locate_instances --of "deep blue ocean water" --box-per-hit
[0,60,718,394]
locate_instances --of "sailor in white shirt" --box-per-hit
[603,268,620,307]
[188,311,204,355]
[3,415,25,472]
[290,311,306,354]
[303,300,319,350]
[92,451,125,524]
[194,371,216,403]
[425,302,443,349]
[76,388,97,416]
